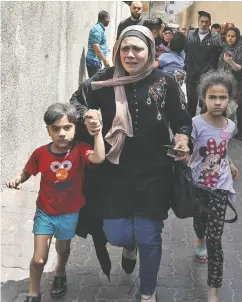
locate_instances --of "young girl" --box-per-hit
[187,71,239,302]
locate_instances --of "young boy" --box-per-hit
[154,31,186,85]
[7,103,105,302]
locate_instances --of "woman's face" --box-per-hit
[120,36,149,75]
[226,30,237,45]
[163,30,173,43]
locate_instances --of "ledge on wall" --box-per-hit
[123,1,132,6]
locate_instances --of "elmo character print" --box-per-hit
[198,138,227,188]
[50,160,73,191]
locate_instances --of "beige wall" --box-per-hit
[177,1,242,30]
[1,1,130,190]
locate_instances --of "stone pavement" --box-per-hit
[1,139,242,302]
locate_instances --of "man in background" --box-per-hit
[86,11,110,78]
[113,1,143,58]
[184,11,222,117]
[211,23,221,34]
[143,18,163,39]
[227,22,235,28]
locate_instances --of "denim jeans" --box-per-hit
[103,217,164,295]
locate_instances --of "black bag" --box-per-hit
[170,162,238,223]
[170,161,200,219]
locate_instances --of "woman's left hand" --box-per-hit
[168,134,190,161]
[224,53,233,65]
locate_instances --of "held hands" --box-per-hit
[7,176,22,190]
[84,109,103,136]
[168,134,190,161]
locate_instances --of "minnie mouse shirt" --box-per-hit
[189,114,236,200]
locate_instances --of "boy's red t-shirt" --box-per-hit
[24,142,93,215]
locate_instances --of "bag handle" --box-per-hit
[195,184,238,223]
[200,200,237,223]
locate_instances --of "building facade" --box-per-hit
[177,1,242,30]
[1,1,130,190]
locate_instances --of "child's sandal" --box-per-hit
[195,244,208,263]
[24,294,41,302]
[51,274,67,298]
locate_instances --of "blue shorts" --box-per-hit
[33,208,79,240]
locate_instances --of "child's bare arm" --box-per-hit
[88,132,105,164]
[228,156,239,180]
[87,110,105,164]
[7,170,31,189]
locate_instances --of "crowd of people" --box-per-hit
[6,1,241,302]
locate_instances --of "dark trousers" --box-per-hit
[87,65,99,78]
[193,189,228,288]
[186,81,201,117]
[237,102,242,134]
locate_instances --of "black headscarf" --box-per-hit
[226,27,241,47]
[161,26,173,47]
[219,27,242,75]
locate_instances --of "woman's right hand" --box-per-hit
[223,53,233,65]
[84,109,102,136]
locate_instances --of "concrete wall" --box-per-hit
[177,1,242,30]
[1,1,130,190]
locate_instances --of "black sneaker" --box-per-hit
[121,248,137,274]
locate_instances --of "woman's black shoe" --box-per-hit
[121,248,137,274]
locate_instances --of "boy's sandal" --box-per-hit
[24,294,41,302]
[51,274,67,298]
[195,244,208,263]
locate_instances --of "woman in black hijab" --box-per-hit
[219,27,242,140]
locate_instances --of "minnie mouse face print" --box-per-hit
[197,138,228,188]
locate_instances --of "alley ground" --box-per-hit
[1,139,242,302]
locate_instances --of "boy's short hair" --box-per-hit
[98,10,109,22]
[44,103,78,126]
[211,23,221,30]
[169,32,186,53]
[143,18,163,32]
